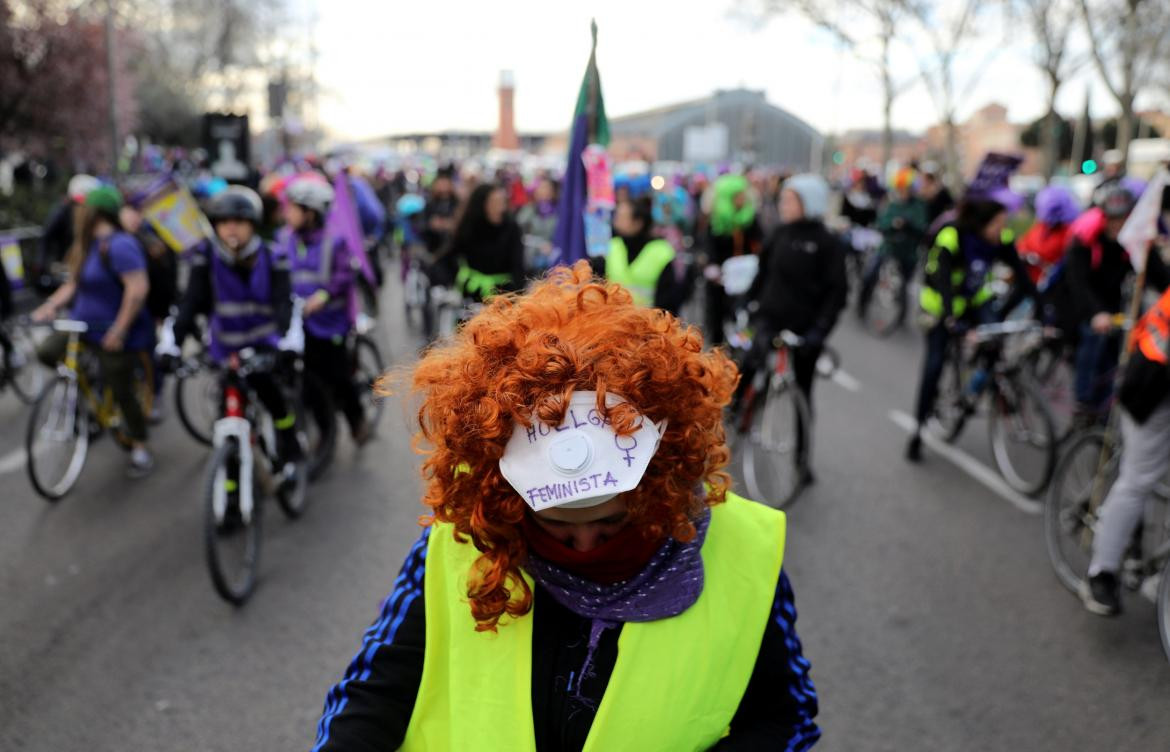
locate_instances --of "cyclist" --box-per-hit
[738,173,848,485]
[705,174,763,345]
[32,186,155,477]
[917,162,955,226]
[36,174,99,289]
[422,167,460,285]
[857,167,928,325]
[1065,184,1170,425]
[516,175,559,277]
[445,183,524,302]
[905,191,1035,462]
[0,242,12,376]
[603,195,686,314]
[1017,185,1079,284]
[167,186,301,467]
[1083,281,1170,615]
[284,178,372,446]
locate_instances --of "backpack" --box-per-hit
[99,232,177,319]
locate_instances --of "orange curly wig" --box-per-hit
[408,261,739,631]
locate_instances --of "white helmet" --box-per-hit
[286,179,334,215]
[68,174,101,204]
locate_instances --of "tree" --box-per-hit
[750,0,917,172]
[0,1,137,170]
[1077,0,1170,161]
[1021,113,1075,161]
[909,0,1000,189]
[1009,0,1083,178]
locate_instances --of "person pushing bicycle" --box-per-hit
[165,186,302,469]
[1082,280,1170,616]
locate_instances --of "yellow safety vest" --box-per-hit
[920,226,1014,318]
[605,237,676,307]
[401,492,786,752]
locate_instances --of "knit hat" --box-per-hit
[84,185,123,215]
[784,174,830,220]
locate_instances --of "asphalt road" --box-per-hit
[1,276,1168,752]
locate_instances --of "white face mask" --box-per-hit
[498,391,667,512]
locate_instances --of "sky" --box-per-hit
[308,0,1153,143]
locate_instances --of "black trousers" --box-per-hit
[305,334,365,433]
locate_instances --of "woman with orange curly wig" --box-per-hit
[312,262,819,752]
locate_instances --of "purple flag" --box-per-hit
[327,173,377,287]
[551,112,590,266]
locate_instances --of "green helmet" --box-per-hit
[84,185,124,215]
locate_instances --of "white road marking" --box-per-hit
[830,369,862,393]
[0,448,27,476]
[888,410,1042,516]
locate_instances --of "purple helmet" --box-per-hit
[1034,185,1081,225]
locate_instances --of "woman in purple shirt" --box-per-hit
[33,186,155,477]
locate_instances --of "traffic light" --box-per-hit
[1081,159,1098,175]
[832,151,845,165]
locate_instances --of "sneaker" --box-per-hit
[148,402,165,425]
[799,466,817,487]
[905,434,922,463]
[127,447,154,479]
[1080,572,1122,617]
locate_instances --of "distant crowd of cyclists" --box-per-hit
[4,145,1170,625]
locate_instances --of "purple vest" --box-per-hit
[208,244,281,361]
[286,229,352,339]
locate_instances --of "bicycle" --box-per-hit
[932,319,1058,496]
[25,319,154,501]
[858,252,915,338]
[203,348,310,605]
[1044,426,1170,662]
[350,316,386,432]
[173,348,338,483]
[0,317,47,403]
[728,328,813,509]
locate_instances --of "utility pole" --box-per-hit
[104,0,119,175]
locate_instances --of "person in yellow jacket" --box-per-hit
[605,195,688,313]
[311,261,820,752]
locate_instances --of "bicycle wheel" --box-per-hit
[932,350,969,443]
[204,437,262,605]
[1027,345,1075,444]
[274,449,310,520]
[26,377,89,501]
[741,377,810,509]
[1045,428,1117,594]
[302,373,337,482]
[1158,554,1170,664]
[353,334,386,430]
[175,367,219,446]
[7,325,47,404]
[989,375,1057,496]
[866,256,906,338]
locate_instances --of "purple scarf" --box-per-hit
[523,507,710,702]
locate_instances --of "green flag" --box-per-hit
[573,20,610,146]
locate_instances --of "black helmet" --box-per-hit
[1100,185,1137,220]
[207,186,263,225]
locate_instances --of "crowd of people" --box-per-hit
[4,144,1170,749]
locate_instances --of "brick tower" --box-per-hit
[494,70,519,150]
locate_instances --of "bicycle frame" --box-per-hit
[210,353,265,525]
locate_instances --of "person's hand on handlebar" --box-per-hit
[1090,311,1113,334]
[31,303,56,324]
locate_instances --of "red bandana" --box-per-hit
[521,514,665,585]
